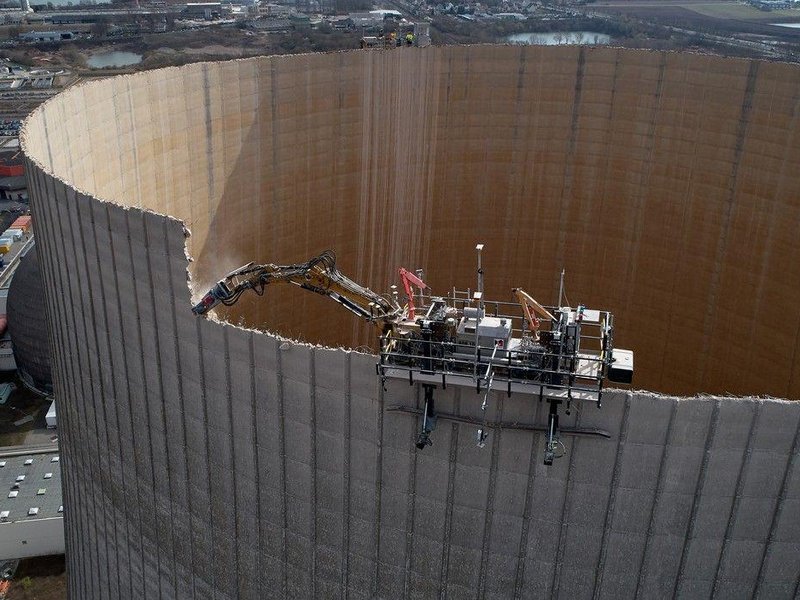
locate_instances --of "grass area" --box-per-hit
[5,556,66,600]
[681,1,800,20]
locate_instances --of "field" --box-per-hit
[682,1,800,19]
[590,0,800,39]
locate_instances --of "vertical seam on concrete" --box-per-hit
[128,211,164,600]
[77,201,114,596]
[655,60,701,390]
[48,185,84,596]
[39,178,77,594]
[40,101,55,172]
[125,78,142,208]
[269,59,280,260]
[163,216,195,599]
[753,407,800,599]
[144,215,177,599]
[697,60,759,386]
[37,172,90,597]
[512,399,541,599]
[249,335,263,597]
[786,305,800,398]
[309,349,318,599]
[194,318,216,597]
[634,397,678,600]
[36,192,74,597]
[555,46,586,263]
[552,403,583,599]
[624,52,667,306]
[673,398,721,599]
[373,370,386,597]
[477,394,504,600]
[202,64,215,217]
[274,340,289,598]
[402,384,422,599]
[341,352,352,599]
[87,201,125,600]
[592,392,633,599]
[438,421,459,600]
[711,400,761,597]
[589,49,620,297]
[104,203,143,600]
[61,188,103,599]
[223,329,241,599]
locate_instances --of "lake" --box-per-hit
[86,51,142,69]
[506,31,612,45]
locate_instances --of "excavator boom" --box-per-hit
[192,245,633,464]
[192,250,398,324]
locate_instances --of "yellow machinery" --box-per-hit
[193,246,633,464]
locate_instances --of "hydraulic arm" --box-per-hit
[193,246,633,464]
[192,250,400,326]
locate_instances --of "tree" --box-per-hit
[91,17,110,38]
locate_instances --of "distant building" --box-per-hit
[183,2,226,19]
[326,14,353,29]
[259,2,293,16]
[494,12,526,20]
[19,30,77,42]
[289,12,309,26]
[49,13,106,24]
[349,11,382,27]
[369,8,402,19]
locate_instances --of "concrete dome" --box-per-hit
[7,244,52,395]
[20,47,800,600]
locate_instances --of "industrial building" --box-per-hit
[7,244,52,394]
[18,31,78,43]
[20,46,800,598]
[0,449,64,561]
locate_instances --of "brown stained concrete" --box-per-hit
[19,46,800,600]
[21,46,800,399]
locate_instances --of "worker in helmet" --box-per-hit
[405,32,414,46]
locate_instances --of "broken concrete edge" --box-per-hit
[617,388,798,404]
[19,48,794,400]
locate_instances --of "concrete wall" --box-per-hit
[20,46,800,599]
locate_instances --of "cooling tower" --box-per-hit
[20,46,800,599]
[7,245,53,395]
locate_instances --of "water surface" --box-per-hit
[86,51,142,68]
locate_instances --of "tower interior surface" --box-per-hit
[21,46,800,599]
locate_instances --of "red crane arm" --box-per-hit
[398,267,428,320]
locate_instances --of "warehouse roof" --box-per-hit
[0,450,62,523]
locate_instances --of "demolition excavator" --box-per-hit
[192,246,633,465]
